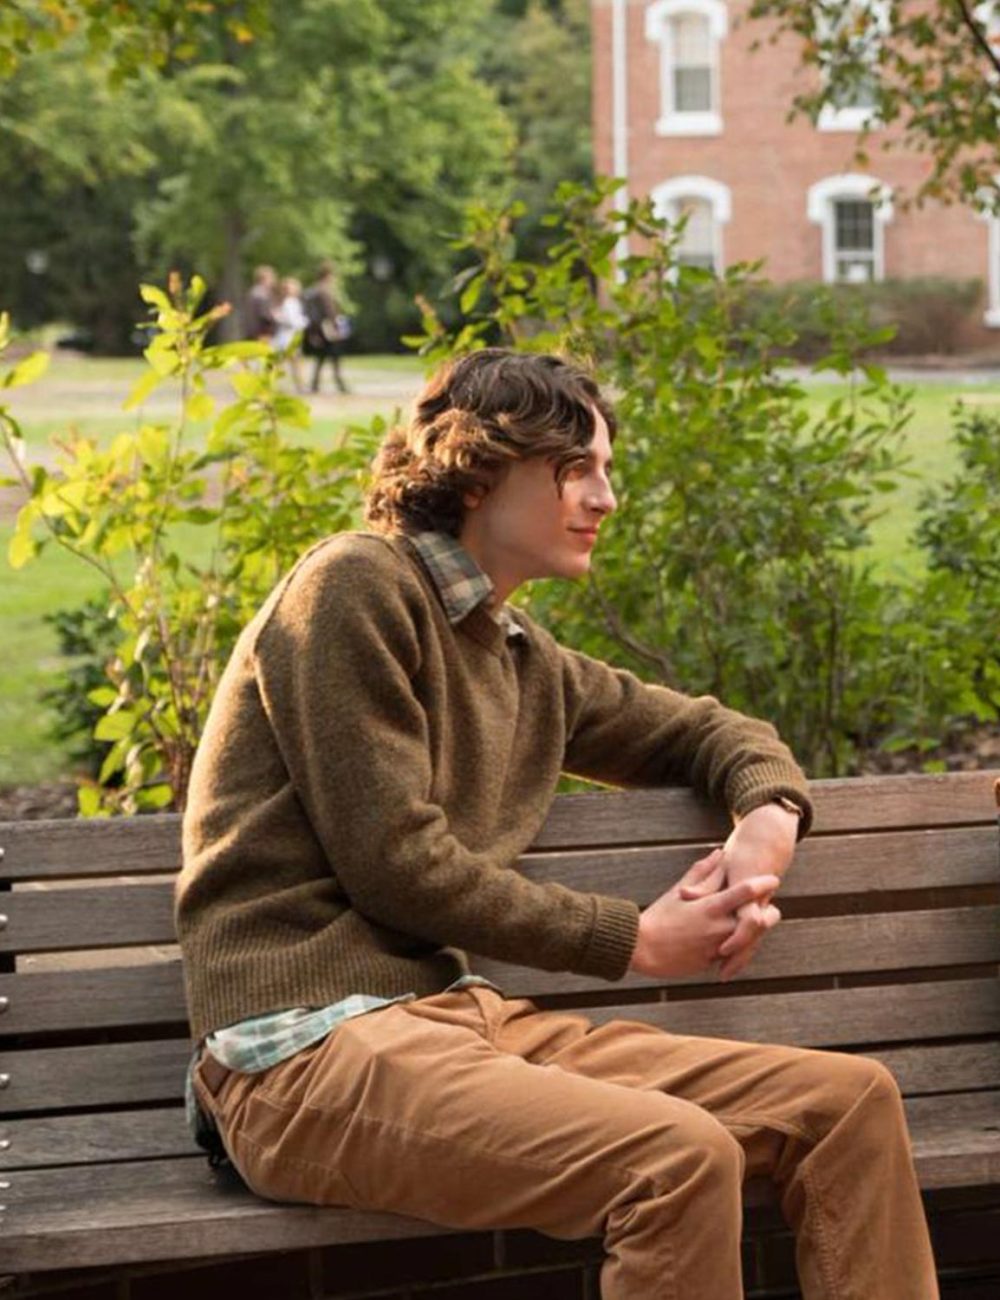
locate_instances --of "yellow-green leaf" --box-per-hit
[3,350,49,390]
[185,391,215,422]
[124,369,163,412]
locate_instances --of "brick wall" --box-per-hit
[13,1192,1000,1299]
[592,0,998,348]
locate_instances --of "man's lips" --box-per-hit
[570,526,600,543]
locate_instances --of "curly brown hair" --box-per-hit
[364,349,616,537]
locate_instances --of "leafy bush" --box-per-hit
[412,179,935,775]
[914,404,1000,722]
[1,283,377,813]
[738,278,984,360]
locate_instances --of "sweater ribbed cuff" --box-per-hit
[727,762,814,840]
[581,895,641,983]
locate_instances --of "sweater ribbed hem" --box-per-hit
[581,895,641,983]
[726,762,814,840]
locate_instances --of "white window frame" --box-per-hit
[975,179,1000,327]
[651,175,732,272]
[807,174,893,283]
[645,0,728,137]
[815,0,889,133]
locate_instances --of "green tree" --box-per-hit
[0,1,271,78]
[413,180,922,776]
[746,0,1000,211]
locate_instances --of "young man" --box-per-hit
[178,350,938,1299]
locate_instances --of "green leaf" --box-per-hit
[77,784,105,818]
[139,284,172,312]
[3,350,49,390]
[7,524,37,569]
[135,783,174,810]
[94,709,138,742]
[185,391,216,422]
[124,369,164,412]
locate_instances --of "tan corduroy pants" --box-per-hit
[192,987,939,1300]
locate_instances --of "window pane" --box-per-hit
[834,200,875,252]
[676,196,716,270]
[673,13,711,63]
[674,66,713,111]
[836,257,875,283]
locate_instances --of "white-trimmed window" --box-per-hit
[652,176,732,272]
[815,1,889,133]
[807,174,893,283]
[645,0,728,137]
[975,178,1000,327]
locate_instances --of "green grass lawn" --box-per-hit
[1,355,996,787]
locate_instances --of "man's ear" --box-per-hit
[462,484,488,511]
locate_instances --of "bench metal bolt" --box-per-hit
[0,1000,7,1014]
[0,1076,8,1089]
[0,917,7,931]
[0,1140,9,1151]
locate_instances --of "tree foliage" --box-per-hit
[746,0,1000,211]
[0,283,376,812]
[410,179,974,777]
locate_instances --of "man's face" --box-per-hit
[458,409,616,605]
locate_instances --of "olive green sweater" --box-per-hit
[177,532,812,1040]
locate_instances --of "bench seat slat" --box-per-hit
[4,1096,998,1275]
[1,1106,196,1171]
[3,1036,996,1120]
[6,1090,997,1175]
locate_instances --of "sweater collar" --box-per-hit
[406,531,526,642]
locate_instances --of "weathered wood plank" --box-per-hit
[2,772,996,880]
[532,772,1000,849]
[0,883,176,954]
[2,906,996,1034]
[0,1157,453,1274]
[0,815,180,881]
[0,961,186,1035]
[5,826,995,958]
[581,979,1000,1049]
[1,1090,997,1275]
[0,1106,196,1171]
[471,906,1000,996]
[868,1042,1000,1097]
[0,1039,193,1113]
[520,824,999,902]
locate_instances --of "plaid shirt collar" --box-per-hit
[407,531,526,642]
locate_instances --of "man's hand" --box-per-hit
[701,802,800,981]
[629,848,780,980]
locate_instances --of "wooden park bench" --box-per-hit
[0,769,998,1298]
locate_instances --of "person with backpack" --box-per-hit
[303,260,350,394]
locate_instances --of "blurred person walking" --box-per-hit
[244,265,278,343]
[303,260,350,395]
[273,276,309,392]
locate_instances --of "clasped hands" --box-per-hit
[628,801,799,983]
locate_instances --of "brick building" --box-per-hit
[591,0,1000,344]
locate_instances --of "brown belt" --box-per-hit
[197,1051,231,1096]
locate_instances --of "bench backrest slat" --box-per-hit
[4,906,997,1034]
[1,773,994,880]
[4,825,996,956]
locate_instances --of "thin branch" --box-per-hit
[588,571,677,683]
[954,0,1000,79]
